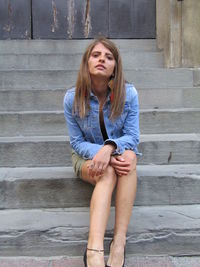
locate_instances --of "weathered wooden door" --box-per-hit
[0,0,31,39]
[0,0,156,39]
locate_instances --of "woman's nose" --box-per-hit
[99,56,105,62]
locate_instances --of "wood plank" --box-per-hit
[0,0,31,39]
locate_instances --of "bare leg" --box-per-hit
[82,161,117,267]
[107,150,137,267]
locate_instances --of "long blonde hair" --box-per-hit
[73,37,125,120]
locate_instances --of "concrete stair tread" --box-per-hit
[0,133,199,142]
[0,51,161,55]
[1,87,199,111]
[1,108,200,136]
[0,52,164,69]
[0,256,200,267]
[0,39,159,54]
[0,67,194,71]
[0,205,200,256]
[0,164,200,208]
[0,135,69,142]
[141,133,200,141]
[0,134,199,166]
[1,164,200,180]
[0,68,195,89]
[1,86,199,91]
[1,107,200,114]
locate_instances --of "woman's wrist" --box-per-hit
[104,144,116,154]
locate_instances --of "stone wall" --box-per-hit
[182,0,200,67]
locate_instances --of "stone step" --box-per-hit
[1,256,200,267]
[138,86,200,109]
[0,134,199,167]
[0,51,164,69]
[0,69,195,89]
[0,165,200,209]
[140,108,200,134]
[0,205,200,256]
[0,87,199,112]
[0,39,159,54]
[1,108,200,137]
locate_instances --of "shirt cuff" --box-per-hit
[104,139,121,155]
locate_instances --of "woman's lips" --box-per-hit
[95,64,106,69]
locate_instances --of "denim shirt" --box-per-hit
[63,83,140,159]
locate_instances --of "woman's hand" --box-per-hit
[110,155,131,176]
[88,145,115,178]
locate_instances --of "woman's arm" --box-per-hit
[105,86,140,155]
[64,90,102,159]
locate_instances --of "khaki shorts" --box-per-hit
[71,149,87,178]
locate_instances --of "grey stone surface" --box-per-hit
[139,86,200,109]
[125,68,193,88]
[1,108,200,136]
[0,256,200,267]
[171,256,200,267]
[0,134,199,167]
[0,87,199,112]
[0,205,200,256]
[0,39,158,54]
[193,69,200,86]
[0,111,68,137]
[0,69,194,90]
[0,51,163,70]
[140,108,200,134]
[0,164,200,209]
[0,89,66,112]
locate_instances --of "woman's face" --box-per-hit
[88,42,116,80]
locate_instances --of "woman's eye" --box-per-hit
[107,56,114,60]
[92,53,99,58]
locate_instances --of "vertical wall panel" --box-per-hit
[109,0,133,38]
[66,0,108,39]
[32,0,108,39]
[32,0,69,39]
[0,0,31,39]
[109,0,156,38]
[88,0,108,38]
[132,0,156,38]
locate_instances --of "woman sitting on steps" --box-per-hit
[64,37,140,267]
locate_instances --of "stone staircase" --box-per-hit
[0,39,200,257]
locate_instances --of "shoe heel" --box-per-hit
[106,240,126,267]
[83,249,87,267]
[122,245,126,267]
[106,239,113,267]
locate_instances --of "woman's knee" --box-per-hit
[122,150,137,171]
[99,165,117,187]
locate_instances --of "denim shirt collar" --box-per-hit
[90,88,111,103]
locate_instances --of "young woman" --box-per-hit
[64,37,140,267]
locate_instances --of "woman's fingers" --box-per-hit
[110,156,131,176]
[114,165,131,172]
[88,161,105,178]
[115,155,125,162]
[110,156,130,167]
[95,163,104,177]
